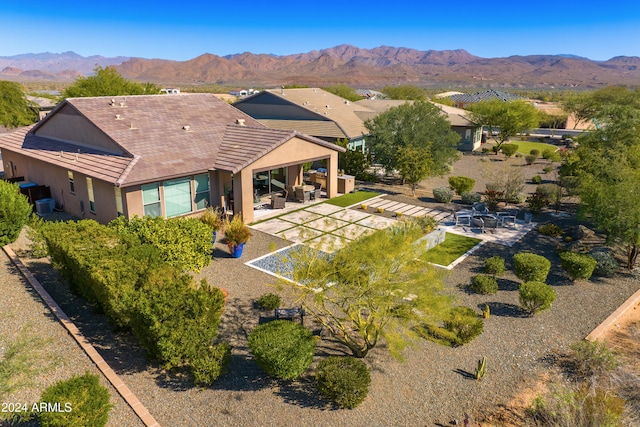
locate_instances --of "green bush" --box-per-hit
[501,143,519,158]
[543,165,554,173]
[526,192,549,214]
[538,223,563,237]
[448,176,476,195]
[559,251,597,281]
[484,256,506,276]
[590,250,618,277]
[542,149,561,162]
[257,293,282,310]
[470,275,499,295]
[531,175,542,184]
[38,373,112,427]
[442,306,484,345]
[568,340,619,380]
[432,187,454,203]
[0,180,33,246]
[248,320,315,380]
[190,343,232,386]
[519,281,556,315]
[536,184,561,203]
[315,356,371,409]
[513,252,551,282]
[412,215,438,234]
[530,149,541,156]
[461,191,482,205]
[525,154,538,165]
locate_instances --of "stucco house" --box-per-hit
[0,93,345,224]
[233,88,371,152]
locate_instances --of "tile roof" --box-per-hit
[257,119,346,139]
[0,94,344,186]
[264,88,373,139]
[354,99,478,127]
[449,89,524,104]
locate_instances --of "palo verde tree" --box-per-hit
[63,66,160,98]
[322,84,362,102]
[381,85,426,101]
[565,86,640,269]
[0,81,38,128]
[467,99,540,151]
[282,218,452,359]
[365,100,460,191]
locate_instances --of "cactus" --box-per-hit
[377,207,384,213]
[482,304,490,319]
[361,204,368,210]
[473,356,487,380]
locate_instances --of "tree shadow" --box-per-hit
[273,376,331,410]
[453,368,476,380]
[497,278,520,291]
[484,302,529,318]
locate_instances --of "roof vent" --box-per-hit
[182,125,191,131]
[236,119,246,126]
[115,114,122,120]
[325,105,330,109]
[119,102,126,107]
[344,100,349,105]
[110,99,115,106]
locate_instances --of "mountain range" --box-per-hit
[2,45,639,89]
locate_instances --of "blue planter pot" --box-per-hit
[231,242,245,258]
[212,231,217,244]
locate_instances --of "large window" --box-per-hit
[194,173,210,210]
[142,183,161,217]
[86,178,95,213]
[68,171,75,194]
[164,177,192,217]
[253,167,287,198]
[114,187,124,216]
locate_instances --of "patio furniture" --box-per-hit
[285,184,296,201]
[472,217,485,232]
[472,202,489,215]
[483,215,500,231]
[454,209,472,226]
[294,185,313,203]
[497,209,517,227]
[270,191,286,209]
[275,307,305,325]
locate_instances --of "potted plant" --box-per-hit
[200,207,223,244]
[223,215,252,258]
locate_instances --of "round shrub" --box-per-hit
[513,252,551,283]
[484,256,506,276]
[501,143,519,158]
[316,356,371,409]
[190,342,232,386]
[38,373,112,427]
[530,149,540,156]
[448,176,476,195]
[0,180,33,246]
[542,149,561,162]
[470,274,499,295]
[559,251,597,281]
[538,223,563,237]
[248,320,315,380]
[461,191,482,205]
[257,293,281,310]
[531,175,542,184]
[590,250,618,277]
[525,154,538,165]
[432,187,454,203]
[443,306,484,345]
[519,281,556,315]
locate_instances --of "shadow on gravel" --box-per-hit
[453,368,476,379]
[484,302,529,318]
[497,278,520,291]
[274,377,329,410]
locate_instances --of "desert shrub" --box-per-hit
[484,256,506,276]
[448,176,475,195]
[315,356,371,409]
[0,180,33,246]
[501,143,519,158]
[412,215,438,234]
[527,383,625,427]
[542,149,561,162]
[519,281,556,315]
[432,187,454,203]
[510,192,527,204]
[543,165,554,173]
[536,183,561,204]
[530,149,540,156]
[190,342,232,386]
[513,252,551,282]
[461,191,482,205]
[131,277,226,369]
[590,250,619,277]
[538,223,563,237]
[248,320,315,380]
[483,189,504,211]
[470,275,499,294]
[257,293,281,310]
[525,154,538,165]
[559,251,597,281]
[443,306,484,345]
[38,373,112,427]
[531,175,542,184]
[526,192,549,214]
[515,152,523,158]
[568,340,619,380]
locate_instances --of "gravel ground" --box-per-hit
[4,151,639,426]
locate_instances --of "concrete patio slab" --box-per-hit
[329,209,371,222]
[277,226,323,243]
[304,217,351,232]
[357,215,396,229]
[404,206,425,216]
[332,223,375,240]
[304,203,345,215]
[440,221,536,247]
[250,218,297,234]
[278,210,324,225]
[306,233,349,253]
[366,198,389,208]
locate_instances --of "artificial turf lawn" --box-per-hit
[422,232,482,267]
[323,191,380,207]
[506,141,557,155]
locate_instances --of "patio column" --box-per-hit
[325,152,338,198]
[233,169,255,223]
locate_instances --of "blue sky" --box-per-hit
[2,0,639,61]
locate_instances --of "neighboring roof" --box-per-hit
[0,94,344,186]
[263,88,373,139]
[449,89,524,104]
[434,91,464,98]
[354,99,478,127]
[257,119,346,139]
[26,95,58,109]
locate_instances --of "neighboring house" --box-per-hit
[26,95,57,120]
[449,89,524,109]
[0,94,344,224]
[233,88,372,152]
[354,99,482,151]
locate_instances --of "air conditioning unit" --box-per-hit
[35,198,54,215]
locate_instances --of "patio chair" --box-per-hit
[285,185,296,201]
[483,216,499,231]
[472,217,485,232]
[472,202,489,214]
[497,209,517,227]
[454,210,472,226]
[270,191,287,209]
[295,187,310,203]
